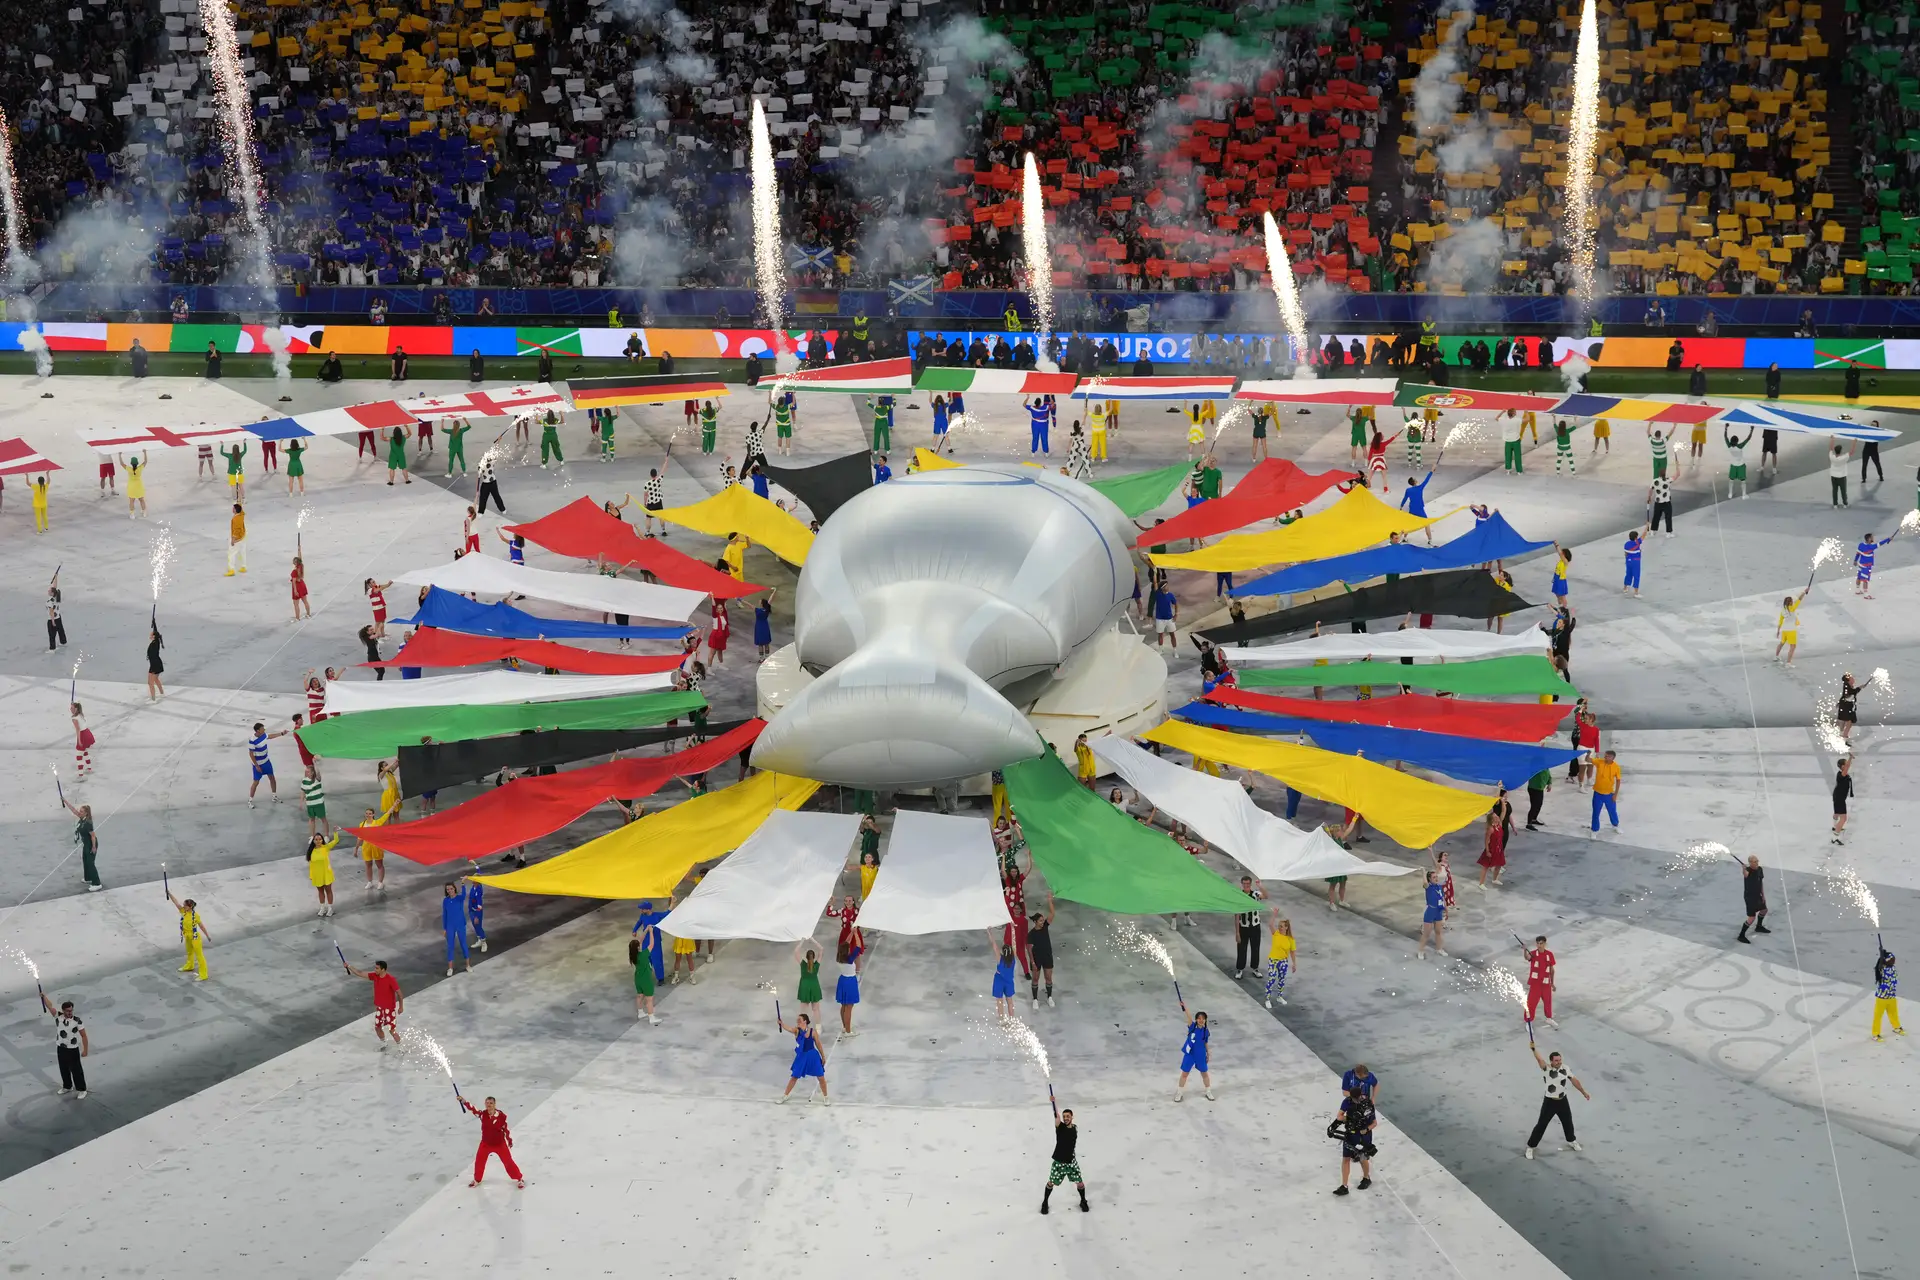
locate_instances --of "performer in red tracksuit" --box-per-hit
[459,1094,526,1187]
[1003,867,1032,979]
[1524,935,1557,1028]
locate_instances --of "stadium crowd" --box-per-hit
[0,0,1905,300]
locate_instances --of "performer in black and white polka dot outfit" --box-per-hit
[43,993,89,1097]
[1525,1044,1590,1158]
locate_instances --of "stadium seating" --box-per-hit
[1849,0,1920,291]
[1391,0,1843,297]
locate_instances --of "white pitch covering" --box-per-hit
[1092,737,1415,881]
[856,812,1013,934]
[1224,623,1550,665]
[393,554,707,623]
[658,810,861,941]
[321,669,672,714]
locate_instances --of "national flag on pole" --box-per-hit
[566,375,733,408]
[764,357,916,396]
[914,367,1079,395]
[1070,376,1240,401]
[0,438,62,475]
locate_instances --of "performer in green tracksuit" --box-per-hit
[773,395,794,455]
[539,411,563,467]
[444,417,470,476]
[869,395,893,451]
[1553,417,1577,475]
[386,426,412,485]
[699,401,718,454]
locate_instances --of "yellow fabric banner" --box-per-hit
[1147,487,1443,572]
[913,447,966,471]
[1145,721,1491,848]
[651,485,815,566]
[471,773,820,899]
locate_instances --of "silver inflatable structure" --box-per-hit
[751,464,1141,786]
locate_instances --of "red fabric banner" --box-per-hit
[358,721,764,863]
[506,497,760,598]
[1132,459,1357,549]
[1205,689,1573,743]
[362,628,687,675]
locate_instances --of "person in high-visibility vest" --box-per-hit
[607,306,621,328]
[1588,315,1603,337]
[1418,319,1438,357]
[1004,304,1023,333]
[851,314,869,355]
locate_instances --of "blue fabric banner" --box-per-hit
[1173,702,1579,789]
[1232,512,1550,598]
[397,585,691,642]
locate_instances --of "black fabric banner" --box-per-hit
[398,719,752,796]
[760,449,873,523]
[1199,570,1535,646]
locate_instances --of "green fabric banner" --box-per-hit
[1088,461,1191,518]
[298,691,708,760]
[1003,752,1262,915]
[1238,656,1575,698]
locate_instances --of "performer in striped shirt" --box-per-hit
[246,721,289,806]
[1854,531,1896,599]
[300,768,328,838]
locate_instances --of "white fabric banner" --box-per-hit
[659,811,859,941]
[857,812,1011,934]
[393,555,706,623]
[1226,624,1550,666]
[1091,738,1414,881]
[322,669,671,715]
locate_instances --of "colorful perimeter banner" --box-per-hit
[1001,752,1262,915]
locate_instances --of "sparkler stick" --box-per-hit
[1174,979,1186,1014]
[162,862,169,895]
[1048,1081,1059,1120]
[334,940,350,974]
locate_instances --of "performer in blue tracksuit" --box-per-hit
[1025,397,1051,455]
[463,868,488,954]
[991,938,1018,1017]
[1622,529,1644,596]
[1855,531,1896,599]
[441,882,471,975]
[1399,470,1435,545]
[1175,1011,1213,1100]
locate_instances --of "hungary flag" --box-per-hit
[766,357,915,396]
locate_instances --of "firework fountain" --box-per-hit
[199,0,292,393]
[1564,0,1602,306]
[1261,211,1312,376]
[749,100,794,372]
[1020,153,1056,370]
[150,525,177,626]
[0,105,52,377]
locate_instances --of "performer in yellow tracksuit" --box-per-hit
[170,890,211,979]
[991,768,1009,824]
[1073,734,1098,788]
[1088,401,1109,460]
